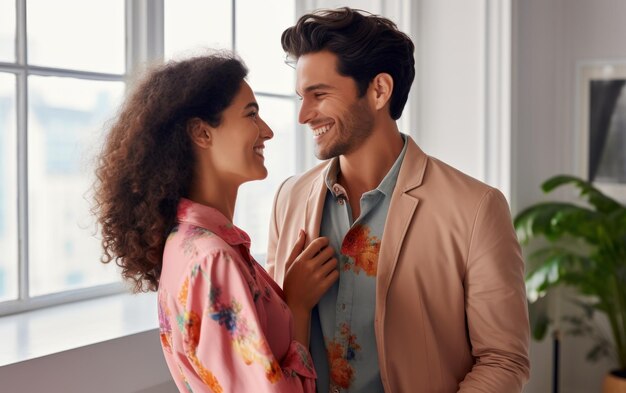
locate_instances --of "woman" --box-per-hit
[93,53,338,392]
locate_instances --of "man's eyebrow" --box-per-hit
[304,83,334,93]
[296,83,334,96]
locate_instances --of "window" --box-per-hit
[0,0,126,315]
[0,0,300,315]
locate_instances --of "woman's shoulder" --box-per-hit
[162,222,249,286]
[168,221,235,253]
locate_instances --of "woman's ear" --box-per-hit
[187,118,212,148]
[369,73,394,112]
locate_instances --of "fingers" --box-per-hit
[285,229,306,268]
[319,268,339,293]
[312,245,335,265]
[299,236,331,261]
[318,257,338,277]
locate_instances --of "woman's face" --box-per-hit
[208,81,274,185]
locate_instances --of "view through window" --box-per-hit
[0,0,298,313]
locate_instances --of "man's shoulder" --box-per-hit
[429,156,492,190]
[417,153,500,206]
[399,135,496,199]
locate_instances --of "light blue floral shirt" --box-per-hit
[310,134,408,393]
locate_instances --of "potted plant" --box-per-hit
[514,175,626,391]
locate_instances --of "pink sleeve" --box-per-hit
[179,249,315,393]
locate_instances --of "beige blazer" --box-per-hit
[267,136,530,392]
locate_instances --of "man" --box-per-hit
[267,7,530,393]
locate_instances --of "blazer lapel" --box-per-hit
[376,137,429,311]
[304,163,330,243]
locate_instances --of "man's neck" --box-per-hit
[337,123,404,219]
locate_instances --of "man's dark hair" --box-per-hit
[282,7,415,120]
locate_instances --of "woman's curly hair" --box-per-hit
[93,52,248,292]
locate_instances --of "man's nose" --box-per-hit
[298,98,314,125]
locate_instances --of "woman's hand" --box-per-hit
[283,230,339,345]
[283,230,339,312]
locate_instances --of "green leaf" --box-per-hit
[541,175,623,214]
[514,202,605,245]
[524,247,591,301]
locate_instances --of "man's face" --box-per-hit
[295,51,374,160]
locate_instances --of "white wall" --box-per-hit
[414,0,487,182]
[0,330,175,393]
[514,0,626,392]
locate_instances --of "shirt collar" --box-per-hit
[323,133,408,199]
[377,133,408,196]
[176,198,251,248]
[324,158,348,200]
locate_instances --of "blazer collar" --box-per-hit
[396,135,428,193]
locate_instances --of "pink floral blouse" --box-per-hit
[158,198,316,392]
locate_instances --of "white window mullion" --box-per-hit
[16,0,29,303]
[231,0,236,52]
[126,0,164,75]
[0,282,126,316]
[295,0,316,172]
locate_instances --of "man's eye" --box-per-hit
[248,111,258,119]
[314,92,326,98]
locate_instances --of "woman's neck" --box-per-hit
[188,171,238,222]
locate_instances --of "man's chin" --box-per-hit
[315,142,348,161]
[314,148,335,161]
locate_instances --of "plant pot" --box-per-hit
[603,370,626,393]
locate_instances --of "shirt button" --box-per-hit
[341,303,346,310]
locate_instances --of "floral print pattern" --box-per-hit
[208,284,282,383]
[182,225,214,256]
[157,198,316,392]
[188,351,223,393]
[327,323,362,389]
[158,292,173,354]
[340,224,381,276]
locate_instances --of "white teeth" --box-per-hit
[312,124,332,136]
[254,147,264,156]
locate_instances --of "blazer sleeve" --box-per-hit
[180,249,316,393]
[458,189,530,392]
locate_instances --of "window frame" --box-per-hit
[0,0,302,317]
[0,0,130,316]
